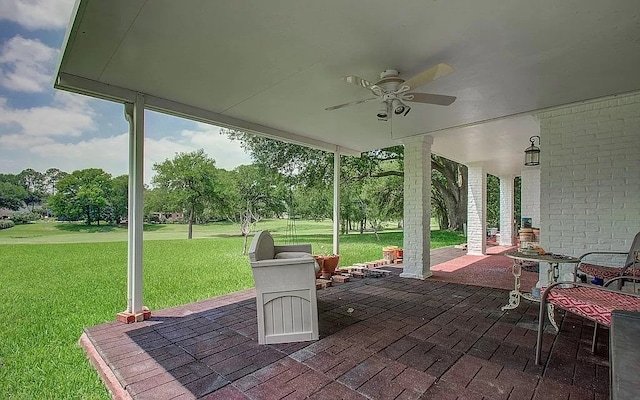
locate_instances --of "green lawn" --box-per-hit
[0,220,464,399]
[0,218,440,245]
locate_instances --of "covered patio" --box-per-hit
[57,1,638,398]
[55,1,640,318]
[83,247,607,399]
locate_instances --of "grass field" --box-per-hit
[0,219,464,399]
[0,218,441,245]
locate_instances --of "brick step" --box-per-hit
[331,275,350,283]
[364,269,391,278]
[315,278,332,289]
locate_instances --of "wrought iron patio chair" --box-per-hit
[535,276,640,365]
[574,231,640,288]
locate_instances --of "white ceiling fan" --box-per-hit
[325,63,456,121]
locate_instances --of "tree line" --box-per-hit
[0,130,518,242]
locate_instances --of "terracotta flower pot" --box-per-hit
[313,255,324,278]
[321,254,340,278]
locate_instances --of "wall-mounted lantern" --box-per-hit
[524,135,541,166]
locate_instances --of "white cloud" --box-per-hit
[180,123,253,170]
[0,132,54,148]
[0,35,57,92]
[0,92,95,137]
[25,133,143,179]
[0,0,75,30]
[6,123,252,183]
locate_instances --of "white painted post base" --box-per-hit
[400,271,433,280]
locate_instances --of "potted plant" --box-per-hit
[314,247,340,279]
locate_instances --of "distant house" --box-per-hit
[0,203,46,219]
[149,212,184,223]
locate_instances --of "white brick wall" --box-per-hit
[401,135,433,279]
[521,168,541,228]
[467,165,486,255]
[537,92,640,280]
[499,176,515,246]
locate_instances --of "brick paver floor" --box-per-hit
[82,248,609,399]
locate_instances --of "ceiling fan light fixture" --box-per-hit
[326,63,456,121]
[392,99,406,115]
[376,102,389,121]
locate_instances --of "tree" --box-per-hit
[103,174,128,224]
[44,168,67,195]
[361,173,404,232]
[18,168,45,211]
[293,185,332,221]
[431,156,467,231]
[220,165,288,253]
[152,149,225,239]
[49,168,113,225]
[226,129,407,231]
[486,174,500,229]
[226,129,468,232]
[144,186,172,221]
[0,174,27,210]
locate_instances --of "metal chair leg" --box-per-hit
[591,322,599,353]
[535,296,546,365]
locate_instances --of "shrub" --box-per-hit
[10,212,39,224]
[0,219,15,229]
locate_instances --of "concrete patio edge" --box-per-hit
[79,332,132,400]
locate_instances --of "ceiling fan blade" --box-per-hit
[325,97,377,111]
[404,92,456,106]
[344,76,383,96]
[401,63,454,91]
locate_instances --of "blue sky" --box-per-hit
[0,0,252,182]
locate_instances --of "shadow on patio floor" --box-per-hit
[82,247,608,399]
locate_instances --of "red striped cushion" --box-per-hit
[547,286,640,326]
[626,267,640,277]
[578,263,624,280]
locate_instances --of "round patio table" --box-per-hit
[502,251,580,331]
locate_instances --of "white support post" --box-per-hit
[332,151,340,255]
[120,94,146,322]
[467,164,487,255]
[400,135,433,280]
[125,103,134,313]
[499,176,515,246]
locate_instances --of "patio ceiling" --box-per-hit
[56,0,640,176]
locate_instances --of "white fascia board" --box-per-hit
[54,73,361,156]
[55,73,137,103]
[54,0,86,88]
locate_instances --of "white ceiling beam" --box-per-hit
[55,73,362,157]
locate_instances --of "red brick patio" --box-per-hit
[81,247,609,399]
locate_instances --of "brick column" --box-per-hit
[400,135,433,280]
[467,164,486,255]
[499,175,515,246]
